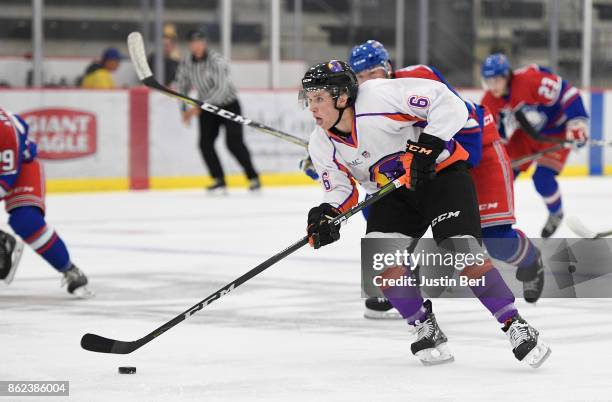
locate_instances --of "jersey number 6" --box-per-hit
[408,95,430,108]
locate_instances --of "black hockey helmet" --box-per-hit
[300,60,358,108]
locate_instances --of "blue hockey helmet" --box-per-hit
[481,53,511,79]
[349,40,390,74]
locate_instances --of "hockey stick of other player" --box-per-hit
[584,139,612,147]
[514,107,570,145]
[566,216,612,239]
[513,107,612,147]
[510,143,566,169]
[80,176,407,354]
[127,32,309,150]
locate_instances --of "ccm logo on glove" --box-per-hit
[406,144,435,155]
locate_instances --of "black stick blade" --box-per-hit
[81,333,139,354]
[81,333,117,353]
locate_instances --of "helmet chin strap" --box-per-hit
[329,98,350,136]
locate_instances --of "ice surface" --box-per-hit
[2,177,612,401]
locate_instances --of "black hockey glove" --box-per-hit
[400,133,445,190]
[307,203,341,249]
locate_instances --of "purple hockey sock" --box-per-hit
[379,266,426,324]
[465,262,518,324]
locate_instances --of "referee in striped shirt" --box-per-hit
[178,29,260,192]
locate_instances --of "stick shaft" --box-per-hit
[511,143,566,168]
[81,177,405,354]
[142,73,308,149]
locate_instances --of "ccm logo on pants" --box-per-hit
[479,202,499,211]
[432,211,461,227]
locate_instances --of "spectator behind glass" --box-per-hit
[147,23,180,86]
[80,47,123,89]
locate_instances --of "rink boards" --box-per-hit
[0,87,609,192]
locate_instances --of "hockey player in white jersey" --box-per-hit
[301,60,550,368]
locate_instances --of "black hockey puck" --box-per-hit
[118,366,136,374]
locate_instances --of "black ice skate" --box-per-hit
[541,212,563,238]
[502,315,551,368]
[515,252,544,303]
[0,231,24,285]
[410,300,454,365]
[364,297,402,320]
[206,179,227,194]
[61,264,94,298]
[522,274,544,303]
[248,178,261,192]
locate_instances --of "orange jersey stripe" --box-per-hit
[333,157,359,213]
[435,142,469,172]
[384,113,426,123]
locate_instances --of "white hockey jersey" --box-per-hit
[308,77,470,212]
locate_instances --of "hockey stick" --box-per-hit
[126,32,309,149]
[514,107,570,145]
[511,107,612,168]
[514,107,612,147]
[566,216,612,239]
[510,143,565,169]
[81,176,407,354]
[584,139,612,147]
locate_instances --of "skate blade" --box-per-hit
[364,308,403,320]
[524,341,551,369]
[416,343,454,366]
[72,286,96,299]
[207,188,228,196]
[3,241,24,285]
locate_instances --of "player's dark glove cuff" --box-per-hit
[307,203,341,249]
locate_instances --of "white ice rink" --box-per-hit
[2,177,612,402]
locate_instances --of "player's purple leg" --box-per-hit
[379,265,453,365]
[379,265,426,324]
[462,259,518,323]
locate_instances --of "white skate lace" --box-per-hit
[508,322,531,348]
[416,319,434,340]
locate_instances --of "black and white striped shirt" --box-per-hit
[176,49,237,107]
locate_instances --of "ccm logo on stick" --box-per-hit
[201,104,252,124]
[432,211,461,227]
[184,283,236,319]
